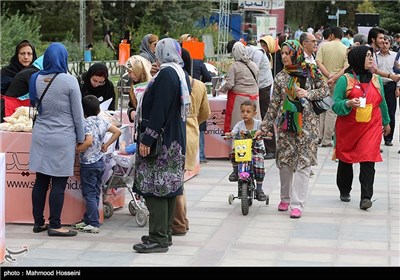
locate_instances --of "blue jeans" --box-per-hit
[199,130,206,161]
[80,160,104,227]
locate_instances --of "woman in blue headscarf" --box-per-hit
[29,43,85,237]
[132,38,190,253]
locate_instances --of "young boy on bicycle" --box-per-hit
[225,100,267,201]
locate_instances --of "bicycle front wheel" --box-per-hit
[241,182,249,215]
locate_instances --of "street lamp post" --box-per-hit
[79,0,86,59]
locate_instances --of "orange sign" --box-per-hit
[182,41,205,60]
[118,42,130,65]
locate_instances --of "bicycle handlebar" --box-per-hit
[222,135,272,140]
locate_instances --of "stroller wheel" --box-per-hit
[128,200,137,216]
[228,194,234,204]
[103,201,114,219]
[135,209,147,227]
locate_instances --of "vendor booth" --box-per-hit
[204,94,231,158]
[0,127,129,224]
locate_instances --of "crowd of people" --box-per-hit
[1,25,399,254]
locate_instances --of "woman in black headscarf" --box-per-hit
[77,63,116,110]
[332,45,390,210]
[1,40,37,121]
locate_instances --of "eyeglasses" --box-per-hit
[19,52,33,56]
[90,77,106,86]
[366,53,374,58]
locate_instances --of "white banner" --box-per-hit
[239,0,285,10]
[239,0,269,10]
[357,26,373,37]
[256,16,277,39]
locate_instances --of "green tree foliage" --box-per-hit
[375,1,400,34]
[0,9,41,65]
[139,0,213,39]
[26,0,80,42]
[357,0,377,13]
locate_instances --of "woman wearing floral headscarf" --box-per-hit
[332,46,390,210]
[132,38,190,253]
[220,41,260,133]
[255,40,330,219]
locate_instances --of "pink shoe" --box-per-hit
[290,208,302,218]
[278,201,289,211]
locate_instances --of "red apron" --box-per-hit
[335,77,383,163]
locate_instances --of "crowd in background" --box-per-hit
[1,24,400,254]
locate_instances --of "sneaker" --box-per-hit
[228,171,238,182]
[340,193,351,202]
[80,224,100,234]
[359,198,372,210]
[71,221,87,230]
[278,201,289,211]
[290,208,302,218]
[255,190,267,201]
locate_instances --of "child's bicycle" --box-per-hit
[223,134,270,216]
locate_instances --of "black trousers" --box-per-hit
[258,85,276,153]
[383,81,397,142]
[336,160,375,200]
[145,196,176,247]
[32,172,68,229]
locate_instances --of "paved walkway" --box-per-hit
[1,135,399,267]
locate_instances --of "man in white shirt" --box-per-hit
[377,35,398,146]
[300,32,317,65]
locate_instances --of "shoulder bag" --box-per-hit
[30,73,59,126]
[306,70,333,115]
[311,96,334,115]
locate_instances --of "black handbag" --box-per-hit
[311,96,334,115]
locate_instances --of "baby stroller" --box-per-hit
[102,151,148,227]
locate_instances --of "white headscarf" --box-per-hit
[232,41,250,64]
[155,38,191,121]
